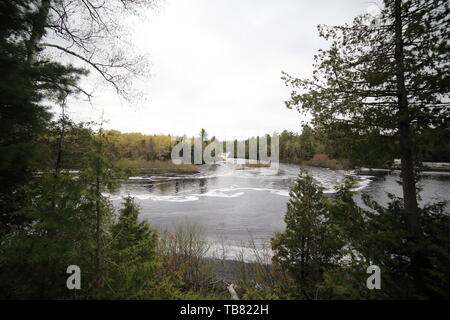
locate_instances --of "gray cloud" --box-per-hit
[64,0,378,140]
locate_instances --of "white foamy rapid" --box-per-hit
[107,162,373,202]
[106,187,286,203]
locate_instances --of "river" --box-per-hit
[110,159,450,261]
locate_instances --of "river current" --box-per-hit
[109,159,450,261]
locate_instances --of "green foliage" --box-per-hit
[102,196,182,299]
[1,0,448,301]
[360,194,450,299]
[0,0,202,301]
[112,196,156,251]
[272,169,450,300]
[104,130,174,162]
[271,169,348,299]
[283,0,449,167]
[278,126,318,163]
[0,132,184,299]
[0,0,86,232]
[282,0,449,296]
[0,127,122,299]
[415,127,450,163]
[0,172,95,299]
[40,119,95,170]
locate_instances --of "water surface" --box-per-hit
[110,159,450,260]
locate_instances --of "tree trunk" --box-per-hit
[54,110,66,176]
[227,284,240,300]
[394,0,424,295]
[27,0,51,64]
[394,0,420,235]
[95,175,101,281]
[51,104,67,211]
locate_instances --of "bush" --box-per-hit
[158,220,221,296]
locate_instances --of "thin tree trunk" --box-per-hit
[54,107,66,176]
[27,0,51,64]
[51,103,67,211]
[394,0,424,295]
[95,174,101,281]
[227,283,240,300]
[394,0,420,235]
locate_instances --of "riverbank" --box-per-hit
[283,156,450,173]
[393,159,450,172]
[279,155,351,170]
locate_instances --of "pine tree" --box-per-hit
[0,1,86,234]
[106,196,173,299]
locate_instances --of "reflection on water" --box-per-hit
[109,159,450,261]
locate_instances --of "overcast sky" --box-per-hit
[65,0,381,140]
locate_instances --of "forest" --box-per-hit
[93,125,450,172]
[0,0,449,300]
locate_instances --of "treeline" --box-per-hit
[223,125,450,170]
[278,125,450,169]
[105,130,174,161]
[37,125,197,173]
[37,124,449,172]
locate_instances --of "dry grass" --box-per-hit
[242,163,271,168]
[158,220,223,295]
[232,237,288,300]
[157,221,288,299]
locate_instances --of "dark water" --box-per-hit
[110,159,450,261]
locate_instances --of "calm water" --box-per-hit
[110,159,450,260]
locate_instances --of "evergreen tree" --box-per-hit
[271,169,346,299]
[283,0,449,293]
[0,172,94,299]
[299,125,316,160]
[0,0,86,234]
[106,196,180,299]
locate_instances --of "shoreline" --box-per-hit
[279,159,450,173]
[130,160,450,177]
